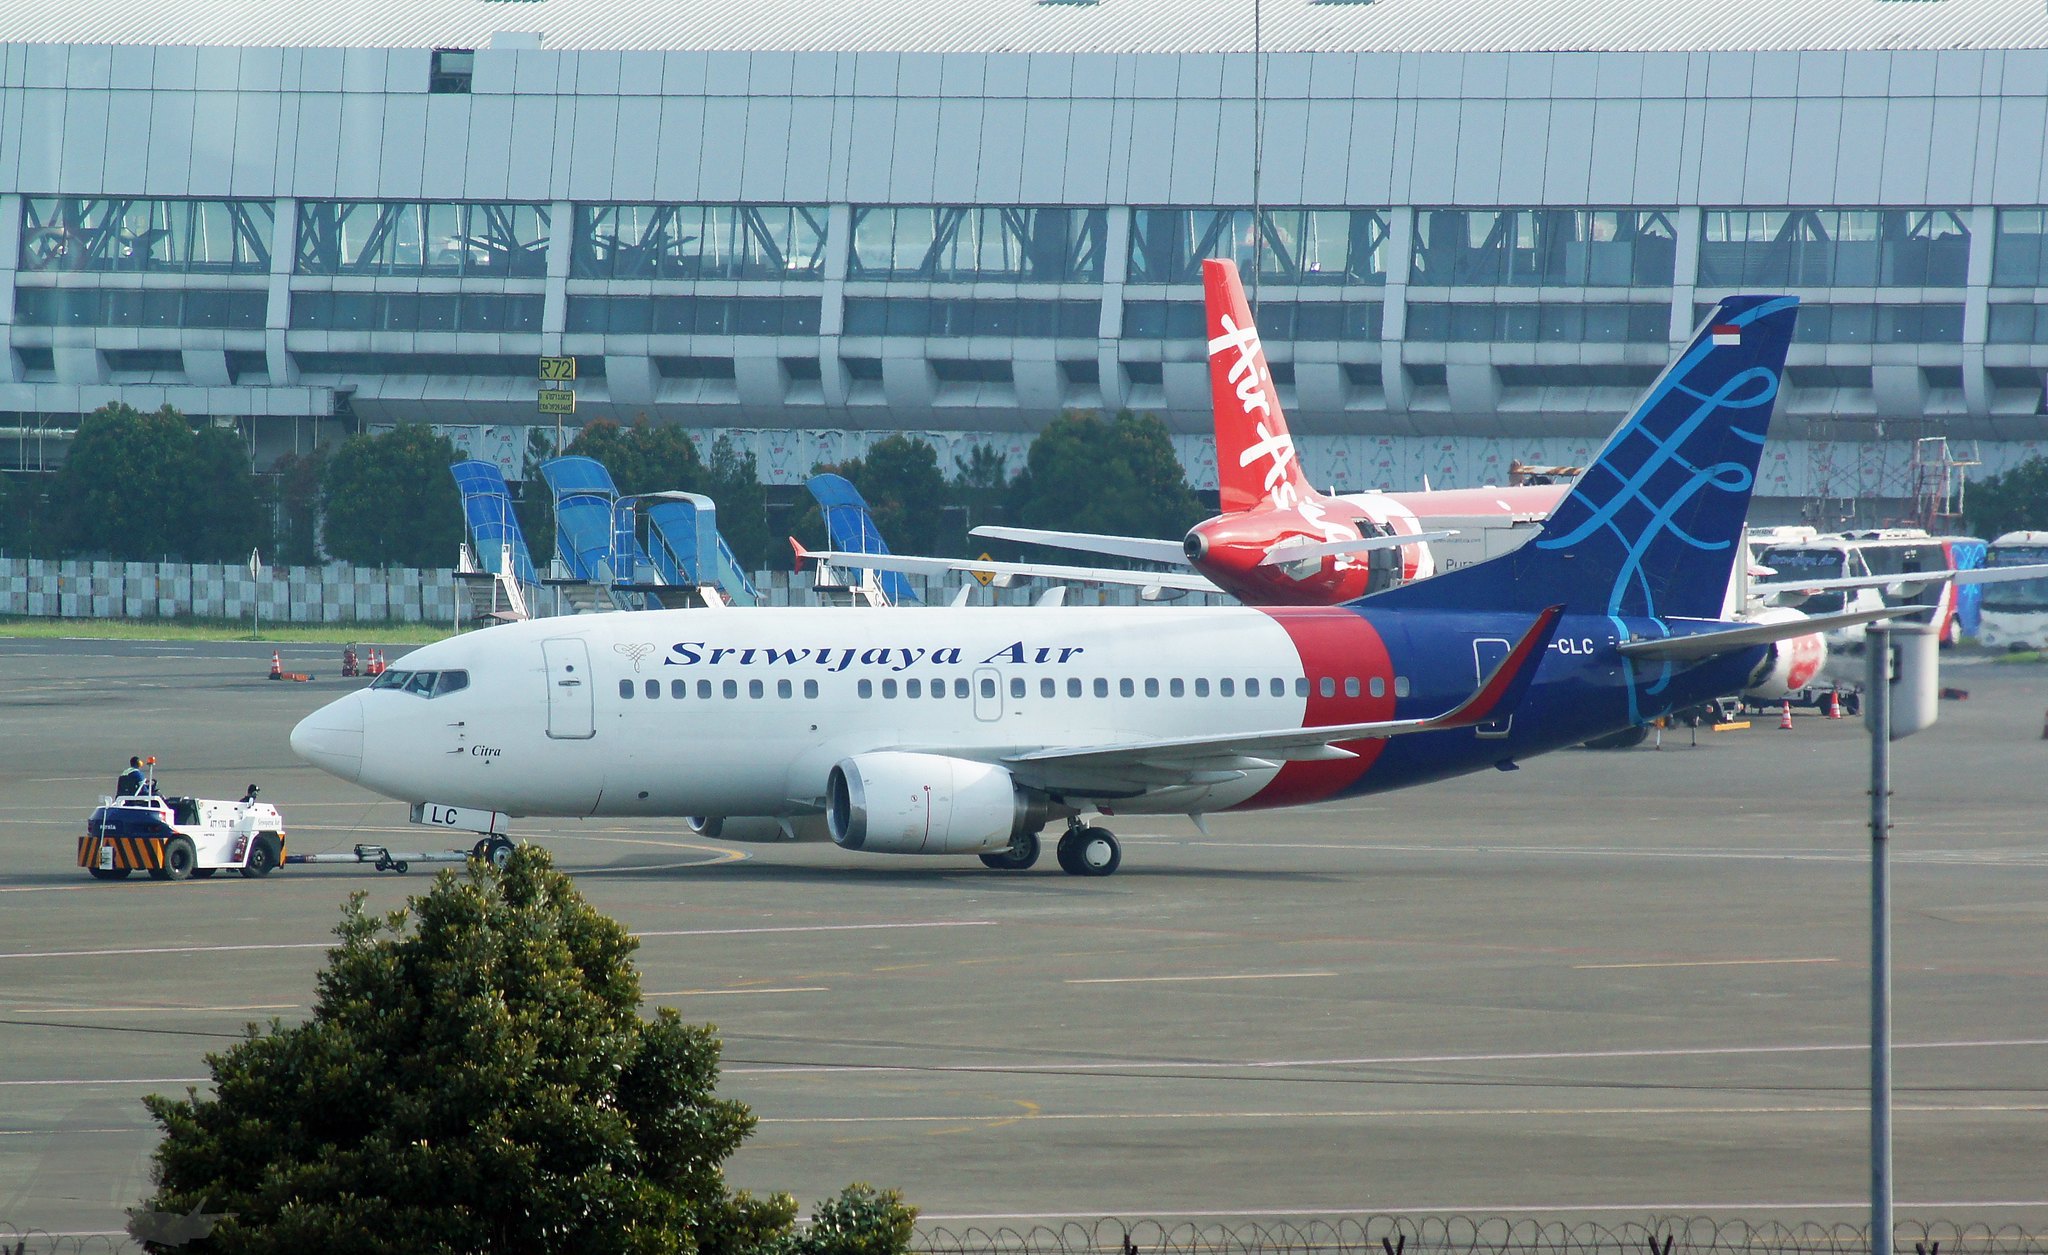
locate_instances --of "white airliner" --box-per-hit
[292,294,1919,877]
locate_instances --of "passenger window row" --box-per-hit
[615,673,1412,702]
[369,668,469,697]
[621,677,823,700]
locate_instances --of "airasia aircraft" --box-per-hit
[293,293,1923,877]
[804,259,1565,601]
[998,258,1566,604]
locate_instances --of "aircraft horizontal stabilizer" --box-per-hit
[1003,607,1562,783]
[1255,530,1457,567]
[969,525,1190,567]
[1616,605,1931,662]
[799,544,1219,594]
[1754,563,2048,599]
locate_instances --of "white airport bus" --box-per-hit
[1977,531,2048,651]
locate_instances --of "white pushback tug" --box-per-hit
[81,763,515,881]
[82,781,288,881]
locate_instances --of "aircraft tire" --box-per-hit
[1060,827,1121,877]
[979,831,1040,871]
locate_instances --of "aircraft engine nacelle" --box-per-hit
[826,752,1048,856]
[1742,607,1829,700]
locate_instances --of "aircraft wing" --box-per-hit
[997,607,1561,788]
[1255,530,1457,566]
[1616,605,1931,662]
[1754,563,2048,599]
[796,544,1219,594]
[970,525,1191,566]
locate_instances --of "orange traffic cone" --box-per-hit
[269,650,282,681]
[1827,691,1842,720]
[1778,700,1794,730]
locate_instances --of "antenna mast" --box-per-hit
[1251,0,1264,314]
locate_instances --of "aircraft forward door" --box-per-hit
[542,639,596,740]
[1472,637,1512,738]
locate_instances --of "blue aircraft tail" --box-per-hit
[1370,295,1798,621]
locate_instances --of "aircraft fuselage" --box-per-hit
[293,604,1762,822]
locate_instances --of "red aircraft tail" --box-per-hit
[1205,258,1317,515]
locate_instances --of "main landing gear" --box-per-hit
[977,822,1122,876]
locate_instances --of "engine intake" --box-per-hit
[827,752,1047,855]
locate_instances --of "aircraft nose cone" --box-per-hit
[291,694,364,783]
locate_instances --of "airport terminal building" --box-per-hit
[3,0,2048,515]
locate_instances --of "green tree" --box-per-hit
[564,418,705,498]
[948,443,1014,554]
[1008,410,1204,548]
[703,434,771,571]
[46,403,203,559]
[268,448,328,566]
[0,471,41,555]
[139,848,912,1255]
[1968,456,2048,538]
[181,424,270,563]
[320,425,465,568]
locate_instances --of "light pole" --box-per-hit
[1862,618,1938,1255]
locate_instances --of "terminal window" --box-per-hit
[296,202,549,277]
[1129,208,1389,285]
[20,198,273,275]
[1698,209,1968,287]
[1410,209,1676,287]
[849,206,1107,282]
[571,204,827,280]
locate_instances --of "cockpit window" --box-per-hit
[369,668,469,698]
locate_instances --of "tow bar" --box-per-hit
[285,835,514,875]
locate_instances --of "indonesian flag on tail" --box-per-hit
[1711,324,1741,346]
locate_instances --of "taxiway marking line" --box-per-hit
[758,1101,2048,1124]
[0,941,333,960]
[1066,972,1339,985]
[0,916,988,960]
[1574,957,1840,970]
[647,987,830,997]
[5,1003,298,1014]
[636,921,994,939]
[725,1036,2048,1076]
[0,1077,208,1088]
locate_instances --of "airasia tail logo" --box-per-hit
[1208,313,1300,510]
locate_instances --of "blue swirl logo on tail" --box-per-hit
[1533,295,1798,624]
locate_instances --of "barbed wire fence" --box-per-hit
[5,1216,2044,1255]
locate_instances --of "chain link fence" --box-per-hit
[5,1217,2044,1255]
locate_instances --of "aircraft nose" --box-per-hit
[291,693,364,783]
